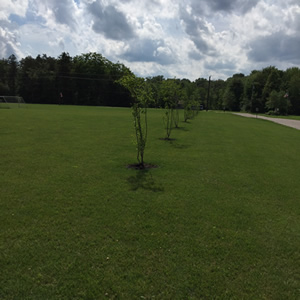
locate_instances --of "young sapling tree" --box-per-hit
[117,74,153,168]
[184,101,192,122]
[160,79,182,139]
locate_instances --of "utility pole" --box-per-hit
[206,75,211,111]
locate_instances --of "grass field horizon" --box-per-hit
[1,104,299,299]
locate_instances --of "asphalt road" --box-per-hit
[233,113,300,130]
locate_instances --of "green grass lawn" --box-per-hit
[235,111,300,120]
[1,105,299,299]
[261,114,300,120]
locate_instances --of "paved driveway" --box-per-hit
[233,113,300,130]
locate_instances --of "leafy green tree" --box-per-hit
[7,54,18,95]
[72,52,131,106]
[241,77,253,112]
[117,74,153,168]
[173,80,182,112]
[184,100,193,122]
[146,76,164,107]
[107,62,132,107]
[56,52,73,105]
[288,74,300,115]
[0,59,9,95]
[6,52,300,116]
[35,54,57,104]
[180,78,198,121]
[266,90,290,115]
[210,79,225,110]
[241,70,267,112]
[281,68,300,115]
[18,55,57,104]
[262,68,282,101]
[163,105,173,139]
[223,75,244,111]
[194,78,209,107]
[160,79,181,139]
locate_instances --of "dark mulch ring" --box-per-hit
[127,163,158,170]
[159,137,176,141]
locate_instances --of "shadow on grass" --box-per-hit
[159,137,176,141]
[169,140,190,149]
[174,126,189,131]
[127,169,164,192]
[159,137,190,149]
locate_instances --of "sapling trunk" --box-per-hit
[164,106,173,139]
[133,104,147,168]
[174,108,179,128]
[117,74,152,168]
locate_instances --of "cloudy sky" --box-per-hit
[1,0,300,80]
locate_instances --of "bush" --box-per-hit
[266,110,280,116]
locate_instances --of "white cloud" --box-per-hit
[0,0,299,80]
[0,0,29,20]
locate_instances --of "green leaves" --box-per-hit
[160,79,181,108]
[117,74,154,167]
[266,90,290,115]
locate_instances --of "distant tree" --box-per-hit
[8,53,300,115]
[107,62,132,107]
[18,54,57,104]
[146,75,164,107]
[281,67,300,91]
[266,90,290,115]
[194,77,209,108]
[0,59,9,95]
[72,52,131,106]
[222,76,244,111]
[172,81,182,128]
[57,52,73,104]
[210,79,225,110]
[0,82,9,95]
[184,100,193,122]
[232,73,245,78]
[262,68,282,101]
[250,72,262,107]
[35,54,57,104]
[287,72,300,115]
[18,56,36,102]
[180,78,199,120]
[160,79,181,139]
[7,54,18,95]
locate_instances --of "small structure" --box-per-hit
[0,96,26,109]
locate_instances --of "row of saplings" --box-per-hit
[117,74,200,169]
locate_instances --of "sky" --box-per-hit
[1,0,300,80]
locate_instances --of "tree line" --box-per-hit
[0,52,132,107]
[222,67,300,115]
[1,52,300,115]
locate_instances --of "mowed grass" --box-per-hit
[0,105,299,299]
[261,114,300,120]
